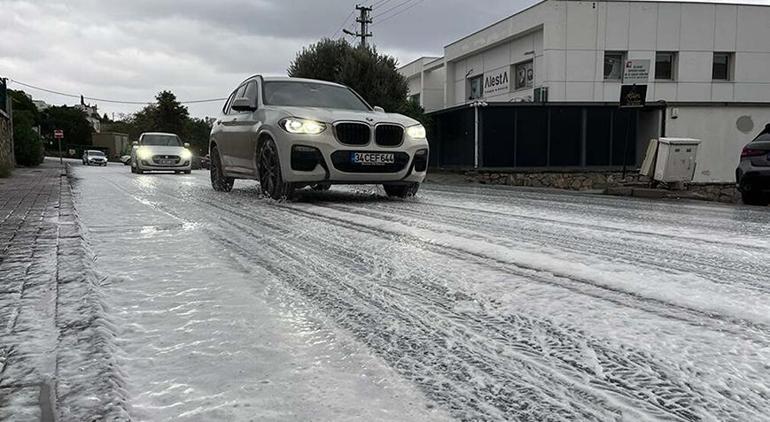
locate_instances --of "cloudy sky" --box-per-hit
[3,0,768,119]
[0,0,539,118]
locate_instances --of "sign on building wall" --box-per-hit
[483,67,510,97]
[622,59,650,85]
[515,61,534,90]
[619,84,647,108]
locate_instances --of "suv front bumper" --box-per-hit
[274,131,429,184]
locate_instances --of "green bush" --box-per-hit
[13,113,44,167]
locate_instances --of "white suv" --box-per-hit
[131,132,193,174]
[208,76,429,199]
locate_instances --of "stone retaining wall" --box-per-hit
[685,183,739,204]
[465,170,647,191]
[0,113,13,171]
[462,169,738,203]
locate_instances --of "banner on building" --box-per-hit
[483,67,510,97]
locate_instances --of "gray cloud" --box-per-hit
[0,0,543,117]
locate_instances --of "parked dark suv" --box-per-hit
[736,131,770,206]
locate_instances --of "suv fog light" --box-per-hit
[413,149,428,172]
[291,145,323,171]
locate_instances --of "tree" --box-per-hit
[13,112,44,166]
[41,106,94,146]
[127,91,190,141]
[8,90,44,166]
[184,117,213,155]
[288,39,426,122]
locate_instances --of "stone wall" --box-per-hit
[465,169,647,191]
[0,113,13,171]
[462,169,738,203]
[685,183,739,204]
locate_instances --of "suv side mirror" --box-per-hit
[373,106,385,113]
[231,97,256,112]
[184,142,190,148]
[132,141,139,146]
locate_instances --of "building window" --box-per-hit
[713,52,732,81]
[409,93,421,104]
[514,61,534,90]
[604,51,625,80]
[468,75,483,100]
[655,52,676,80]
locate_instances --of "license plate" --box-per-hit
[159,159,174,165]
[351,152,395,165]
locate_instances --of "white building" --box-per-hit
[75,102,101,133]
[400,0,770,183]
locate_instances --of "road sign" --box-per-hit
[54,129,64,139]
[620,84,647,108]
[622,59,650,85]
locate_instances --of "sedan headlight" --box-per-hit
[280,118,326,135]
[180,149,193,160]
[406,124,426,140]
[136,148,153,160]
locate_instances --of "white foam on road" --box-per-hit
[69,165,770,421]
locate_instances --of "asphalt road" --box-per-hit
[70,161,770,421]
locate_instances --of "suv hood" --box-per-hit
[275,106,419,127]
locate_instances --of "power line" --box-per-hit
[373,0,425,25]
[371,0,416,19]
[370,0,394,8]
[330,10,355,39]
[7,78,226,105]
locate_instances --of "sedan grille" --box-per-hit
[335,123,371,145]
[375,125,404,146]
[152,155,181,164]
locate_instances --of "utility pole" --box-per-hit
[343,5,372,47]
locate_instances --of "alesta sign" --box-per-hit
[483,67,510,97]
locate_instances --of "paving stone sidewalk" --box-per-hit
[0,160,126,421]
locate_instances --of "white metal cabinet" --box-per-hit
[654,138,701,182]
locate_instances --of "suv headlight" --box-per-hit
[136,148,152,160]
[406,124,426,140]
[180,149,192,160]
[280,118,326,135]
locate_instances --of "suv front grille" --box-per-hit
[335,123,371,145]
[375,125,404,146]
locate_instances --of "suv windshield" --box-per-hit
[142,134,181,146]
[88,151,105,156]
[263,81,371,111]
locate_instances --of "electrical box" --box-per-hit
[653,138,701,182]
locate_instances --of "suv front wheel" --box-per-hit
[210,146,234,192]
[258,137,294,200]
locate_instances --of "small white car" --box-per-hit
[82,150,108,166]
[131,132,193,174]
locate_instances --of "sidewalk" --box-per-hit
[0,160,125,421]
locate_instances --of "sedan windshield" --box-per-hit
[263,81,371,111]
[142,135,181,146]
[88,151,105,156]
